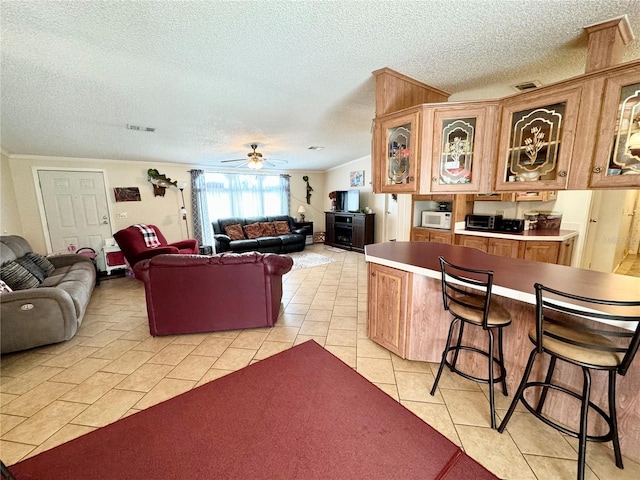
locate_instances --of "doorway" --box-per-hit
[383,194,398,242]
[37,169,113,254]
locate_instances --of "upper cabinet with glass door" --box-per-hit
[589,63,640,188]
[424,102,499,193]
[495,85,583,191]
[373,107,421,193]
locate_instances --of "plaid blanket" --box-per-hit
[133,224,161,248]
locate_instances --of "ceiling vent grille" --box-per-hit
[512,81,542,92]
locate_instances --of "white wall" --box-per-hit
[4,154,324,254]
[0,152,24,236]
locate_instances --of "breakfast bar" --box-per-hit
[365,241,640,461]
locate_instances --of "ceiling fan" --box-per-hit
[220,144,288,170]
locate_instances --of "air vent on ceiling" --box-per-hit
[126,124,156,132]
[512,81,542,92]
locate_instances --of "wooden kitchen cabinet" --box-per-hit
[455,234,576,266]
[556,237,575,266]
[488,238,522,258]
[367,263,409,357]
[411,228,452,244]
[456,235,488,252]
[523,241,560,264]
[586,63,640,188]
[422,102,499,194]
[495,84,583,191]
[372,108,421,193]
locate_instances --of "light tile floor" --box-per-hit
[614,253,640,278]
[1,244,639,479]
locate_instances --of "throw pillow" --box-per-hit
[243,222,264,240]
[274,221,291,235]
[25,252,56,276]
[0,261,41,290]
[224,224,245,241]
[0,279,13,294]
[16,256,47,282]
[260,222,276,237]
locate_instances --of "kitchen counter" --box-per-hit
[454,226,578,241]
[365,241,640,462]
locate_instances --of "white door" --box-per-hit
[38,170,113,254]
[384,194,398,242]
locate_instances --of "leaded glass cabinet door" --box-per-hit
[495,86,582,191]
[591,67,640,188]
[429,104,497,193]
[374,109,420,193]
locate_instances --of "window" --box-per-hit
[204,172,290,219]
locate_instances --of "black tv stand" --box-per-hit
[325,212,375,253]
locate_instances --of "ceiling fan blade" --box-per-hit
[220,159,247,163]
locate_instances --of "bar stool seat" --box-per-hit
[498,283,640,480]
[430,256,513,429]
[449,295,512,327]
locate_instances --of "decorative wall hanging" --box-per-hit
[114,187,141,202]
[303,176,313,204]
[350,170,364,187]
[147,169,178,197]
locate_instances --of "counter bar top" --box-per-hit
[365,241,640,315]
[452,227,579,241]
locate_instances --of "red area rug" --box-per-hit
[10,341,497,479]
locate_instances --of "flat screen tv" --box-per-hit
[335,190,360,212]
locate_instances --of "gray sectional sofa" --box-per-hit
[0,235,96,354]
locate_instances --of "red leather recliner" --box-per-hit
[133,252,293,336]
[114,225,199,269]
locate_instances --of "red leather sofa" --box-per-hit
[133,252,293,336]
[114,224,199,269]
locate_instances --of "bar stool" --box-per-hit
[498,283,640,480]
[430,256,512,429]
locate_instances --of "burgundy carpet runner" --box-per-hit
[10,340,497,479]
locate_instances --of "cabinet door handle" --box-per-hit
[592,166,602,173]
[409,176,414,182]
[432,176,437,182]
[558,170,567,177]
[371,272,376,277]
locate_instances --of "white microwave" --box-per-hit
[421,211,452,230]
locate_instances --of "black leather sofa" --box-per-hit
[212,215,306,254]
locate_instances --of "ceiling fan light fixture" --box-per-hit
[247,158,264,170]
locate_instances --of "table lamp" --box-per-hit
[297,205,307,222]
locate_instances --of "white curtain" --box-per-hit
[204,172,290,220]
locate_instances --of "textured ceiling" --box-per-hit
[2,1,640,171]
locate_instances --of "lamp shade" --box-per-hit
[297,205,307,214]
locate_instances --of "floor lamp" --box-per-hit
[178,183,190,238]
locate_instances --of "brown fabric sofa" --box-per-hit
[133,252,293,336]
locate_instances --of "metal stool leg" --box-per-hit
[577,368,591,480]
[608,370,623,469]
[498,348,538,433]
[497,327,508,396]
[536,355,557,414]
[430,318,459,396]
[487,328,496,429]
[450,321,465,370]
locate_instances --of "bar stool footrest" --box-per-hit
[444,345,507,386]
[520,381,615,443]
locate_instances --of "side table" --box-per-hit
[101,245,127,275]
[293,221,314,245]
